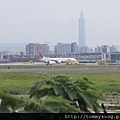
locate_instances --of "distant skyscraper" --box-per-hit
[79,10,85,50]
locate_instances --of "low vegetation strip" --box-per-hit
[0,73,120,94]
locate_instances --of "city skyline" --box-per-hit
[0,0,120,48]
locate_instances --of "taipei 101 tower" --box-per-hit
[79,10,85,52]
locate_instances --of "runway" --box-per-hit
[0,62,100,66]
[0,62,120,73]
[0,62,45,66]
[0,67,120,74]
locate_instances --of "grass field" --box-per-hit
[0,72,120,95]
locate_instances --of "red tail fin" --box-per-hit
[39,52,44,58]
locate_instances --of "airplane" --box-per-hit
[39,52,78,65]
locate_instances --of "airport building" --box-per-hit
[102,52,120,62]
[70,53,101,63]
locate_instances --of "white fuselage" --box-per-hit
[46,58,77,62]
[41,57,77,63]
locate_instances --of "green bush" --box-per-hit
[0,75,105,113]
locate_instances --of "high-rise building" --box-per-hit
[80,46,92,53]
[95,45,110,53]
[55,42,78,54]
[79,10,85,51]
[71,42,78,53]
[55,43,71,54]
[26,43,50,56]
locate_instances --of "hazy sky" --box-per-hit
[0,0,120,48]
